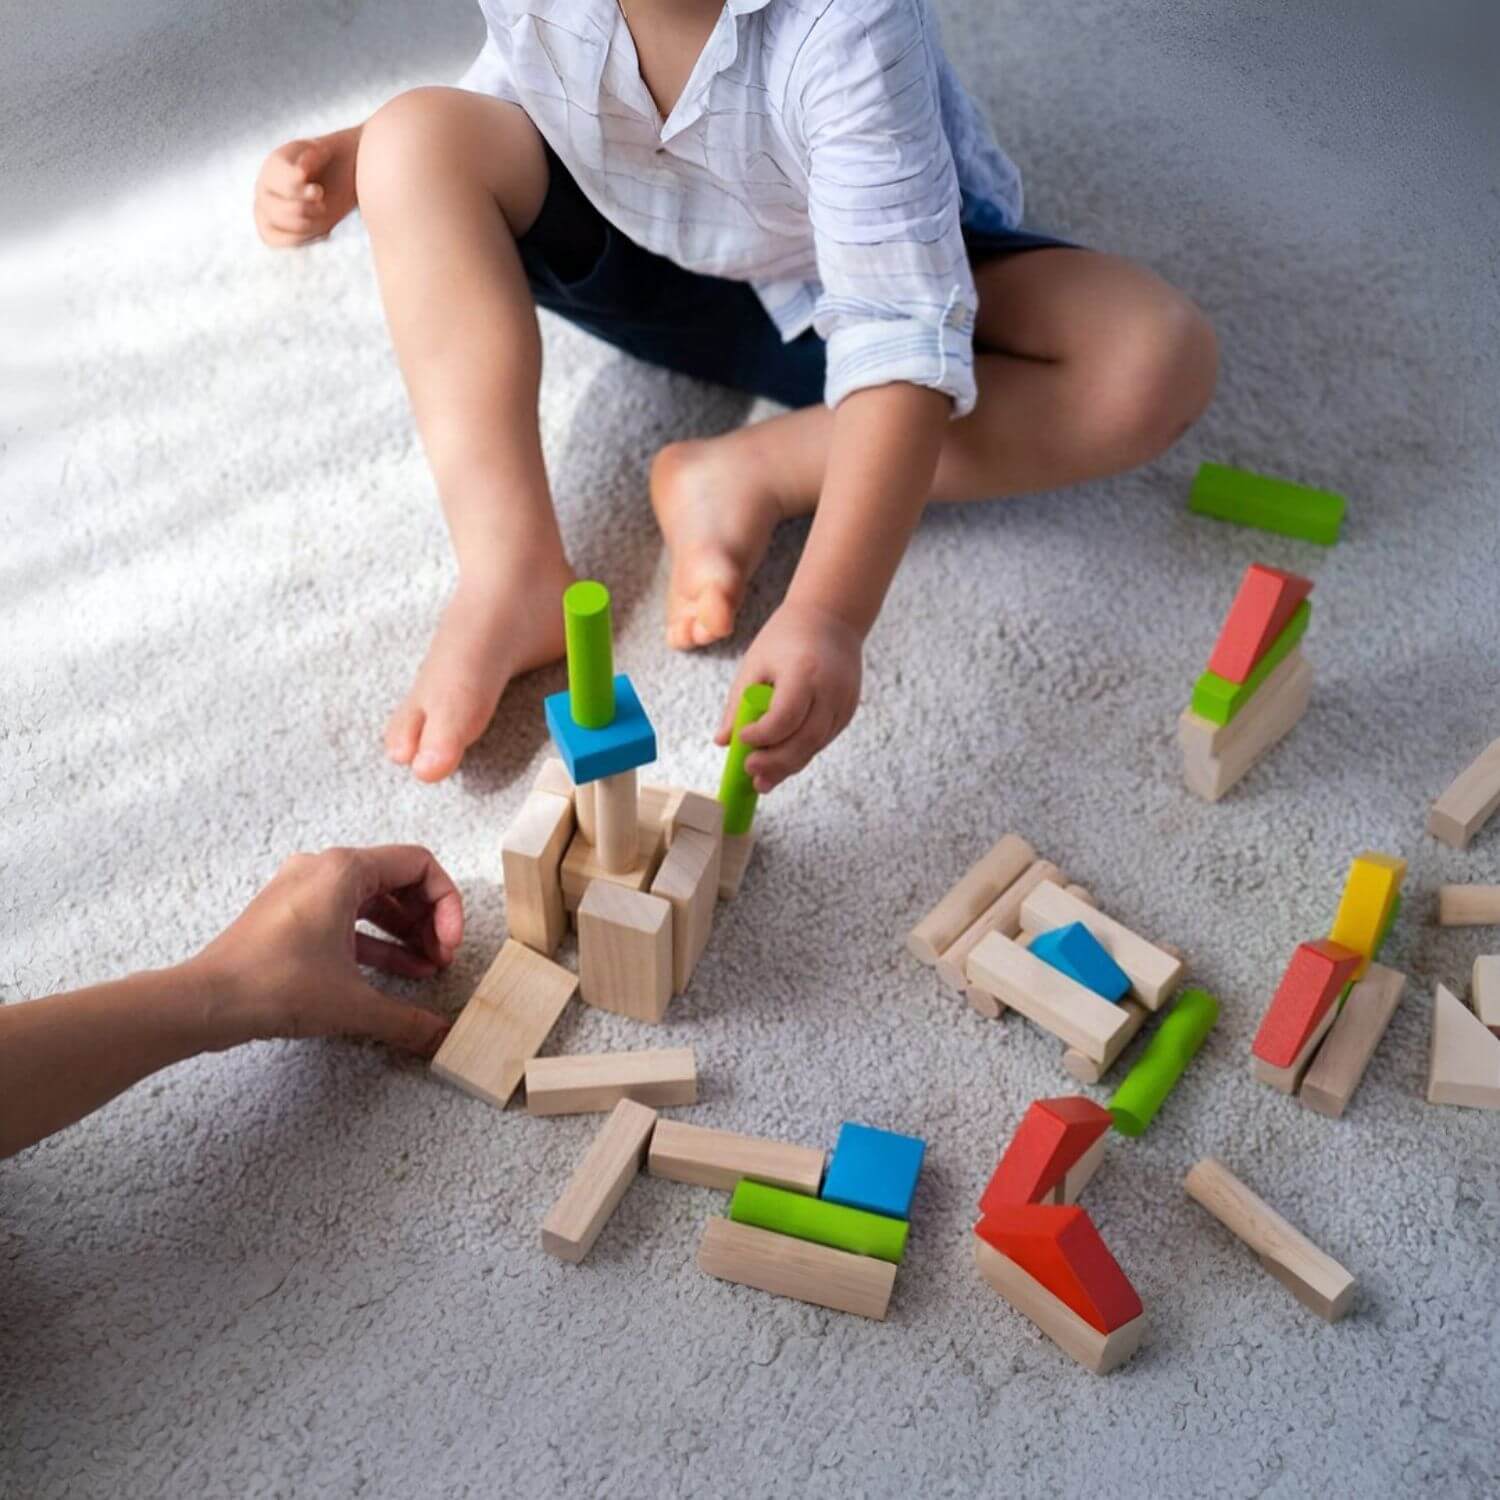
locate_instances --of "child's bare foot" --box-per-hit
[385,559,574,781]
[650,438,786,650]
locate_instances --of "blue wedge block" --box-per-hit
[1029,921,1130,1003]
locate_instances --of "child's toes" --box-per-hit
[385,703,424,765]
[410,696,493,782]
[690,584,736,645]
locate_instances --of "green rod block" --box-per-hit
[1109,987,1219,1137]
[730,1179,909,1264]
[1373,893,1402,961]
[1191,600,1311,726]
[563,580,615,729]
[1189,461,1346,545]
[718,683,773,836]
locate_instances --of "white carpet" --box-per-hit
[4,2,1500,1495]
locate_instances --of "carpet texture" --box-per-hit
[4,2,1499,1495]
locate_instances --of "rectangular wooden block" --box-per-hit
[501,788,575,956]
[1061,998,1149,1083]
[1191,601,1311,726]
[936,859,1062,991]
[1300,963,1406,1117]
[1177,649,1302,762]
[651,825,722,994]
[578,881,674,1023]
[730,1179,908,1264]
[638,781,683,844]
[648,1118,825,1194]
[666,789,725,843]
[718,830,756,900]
[1188,461,1345,545]
[1207,564,1314,684]
[966,932,1133,1063]
[1428,737,1500,849]
[698,1217,896,1320]
[1438,885,1500,927]
[525,1047,698,1116]
[561,820,666,914]
[1250,996,1339,1094]
[1473,956,1500,1031]
[1179,652,1312,802]
[1251,938,1361,1068]
[430,940,578,1110]
[533,756,575,801]
[1328,851,1406,979]
[540,1098,658,1263]
[1427,983,1500,1109]
[1019,881,1183,1010]
[907,833,1037,965]
[1184,1157,1356,1321]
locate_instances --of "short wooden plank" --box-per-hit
[648,1118,824,1194]
[935,859,1062,991]
[1250,997,1339,1095]
[501,788,575,955]
[525,1047,697,1116]
[1428,737,1500,849]
[665,789,724,843]
[651,825,722,994]
[718,830,756,900]
[577,881,674,1023]
[540,1099,657,1263]
[907,833,1036,965]
[1300,964,1406,1117]
[1061,998,1149,1083]
[1437,885,1500,927]
[533,757,575,801]
[561,820,666,913]
[1473,956,1500,1031]
[1179,652,1311,803]
[698,1217,895,1320]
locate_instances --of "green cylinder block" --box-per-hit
[563,580,615,729]
[730,1179,908,1264]
[718,682,773,836]
[1109,987,1219,1137]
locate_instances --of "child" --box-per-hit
[254,0,1216,793]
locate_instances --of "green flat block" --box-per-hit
[1189,462,1345,545]
[1191,600,1311,726]
[729,1178,908,1264]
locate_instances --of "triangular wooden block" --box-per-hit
[1427,983,1500,1109]
[979,1096,1113,1213]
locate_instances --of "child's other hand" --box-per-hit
[716,601,861,793]
[190,845,462,1056]
[253,127,360,247]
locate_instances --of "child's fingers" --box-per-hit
[260,139,321,198]
[737,669,811,750]
[745,705,835,791]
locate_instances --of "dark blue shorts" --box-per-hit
[518,145,1074,410]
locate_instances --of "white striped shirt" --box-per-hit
[458,0,1023,415]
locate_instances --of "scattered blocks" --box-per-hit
[577,881,674,1023]
[1251,939,1361,1070]
[979,1097,1112,1213]
[1438,884,1500,927]
[1188,461,1346,545]
[648,1118,825,1194]
[1329,852,1406,978]
[1191,601,1311,726]
[501,777,575,956]
[540,1098,657,1263]
[1206,564,1314,684]
[524,1047,697,1116]
[1107,987,1218,1135]
[1428,737,1500,849]
[698,1216,896,1320]
[1300,964,1406,1118]
[908,832,1037,966]
[730,1179,909,1264]
[1427,983,1500,1110]
[935,857,1061,992]
[821,1122,926,1220]
[1473,957,1500,1032]
[1028,921,1131,1003]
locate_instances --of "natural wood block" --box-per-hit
[540,1098,657,1263]
[1251,998,1339,1094]
[697,1217,895,1320]
[967,984,1004,1020]
[533,757,575,801]
[1301,964,1406,1117]
[525,1047,698,1116]
[1427,983,1500,1109]
[1178,647,1306,759]
[980,1097,1112,1211]
[561,819,666,913]
[575,780,597,843]
[651,825,722,994]
[578,881,674,1023]
[966,932,1133,1063]
[1438,884,1500,927]
[430,940,578,1110]
[648,1118,824,1194]
[639,781,684,838]
[1060,1132,1108,1205]
[1179,652,1312,802]
[1428,737,1500,849]
[718,830,756,900]
[594,768,639,874]
[1061,998,1149,1082]
[936,859,1063,991]
[972,1236,1146,1374]
[501,788,575,956]
[907,833,1037,965]
[1473,956,1500,1031]
[666,790,724,843]
[1019,881,1183,1010]
[1184,1157,1355,1321]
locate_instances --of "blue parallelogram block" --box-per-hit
[820,1122,926,1221]
[544,673,657,786]
[1029,921,1130,1002]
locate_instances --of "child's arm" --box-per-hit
[0,846,460,1159]
[254,124,362,247]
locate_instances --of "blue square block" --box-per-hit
[544,673,657,786]
[820,1122,926,1220]
[1028,921,1130,1002]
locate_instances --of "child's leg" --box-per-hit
[355,87,575,781]
[652,250,1217,647]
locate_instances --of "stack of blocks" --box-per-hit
[1178,563,1314,802]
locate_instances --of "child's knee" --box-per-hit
[355,88,456,208]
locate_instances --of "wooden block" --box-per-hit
[935,859,1063,991]
[594,767,639,874]
[638,781,682,840]
[1428,736,1500,849]
[561,819,665,913]
[525,1047,697,1116]
[1473,956,1500,1031]
[1060,1131,1108,1204]
[500,788,575,956]
[533,757,575,801]
[980,1097,1112,1211]
[907,833,1037,965]
[1301,963,1406,1117]
[718,830,756,900]
[1191,601,1310,724]
[966,932,1133,1063]
[973,1236,1146,1375]
[1438,885,1500,927]
[575,780,597,843]
[1184,1157,1356,1321]
[648,1118,824,1194]
[1179,652,1312,802]
[1329,851,1406,978]
[430,940,577,1110]
[1251,996,1339,1094]
[540,1098,657,1263]
[577,881,673,1023]
[1206,564,1314,684]
[697,1217,895,1320]
[666,789,724,843]
[1061,998,1149,1083]
[1251,939,1361,1067]
[967,984,1004,1020]
[1178,649,1304,761]
[1427,983,1500,1109]
[651,826,722,994]
[1018,881,1183,1010]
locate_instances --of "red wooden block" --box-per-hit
[975,1203,1143,1334]
[979,1096,1112,1215]
[1206,564,1314,684]
[1251,939,1361,1068]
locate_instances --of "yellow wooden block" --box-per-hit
[1328,851,1406,979]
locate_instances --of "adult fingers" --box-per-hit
[355,931,438,980]
[349,846,464,958]
[338,980,449,1056]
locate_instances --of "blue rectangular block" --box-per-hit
[544,673,657,786]
[820,1122,925,1221]
[1029,921,1130,1003]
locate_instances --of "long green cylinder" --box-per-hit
[718,682,773,835]
[1109,987,1219,1137]
[563,580,615,728]
[730,1179,908,1264]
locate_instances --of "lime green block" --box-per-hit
[718,683,773,836]
[1191,600,1312,726]
[1189,462,1346,545]
[730,1179,908,1264]
[1109,987,1219,1137]
[563,580,615,729]
[1373,893,1402,961]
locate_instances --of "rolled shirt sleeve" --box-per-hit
[456,12,521,105]
[794,0,979,417]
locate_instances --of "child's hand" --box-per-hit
[716,601,862,793]
[190,845,462,1056]
[253,127,361,247]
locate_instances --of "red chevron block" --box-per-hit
[1251,939,1361,1068]
[1206,564,1314,684]
[979,1096,1113,1214]
[975,1203,1143,1333]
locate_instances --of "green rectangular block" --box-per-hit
[729,1178,909,1264]
[1189,462,1345,545]
[1191,600,1312,726]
